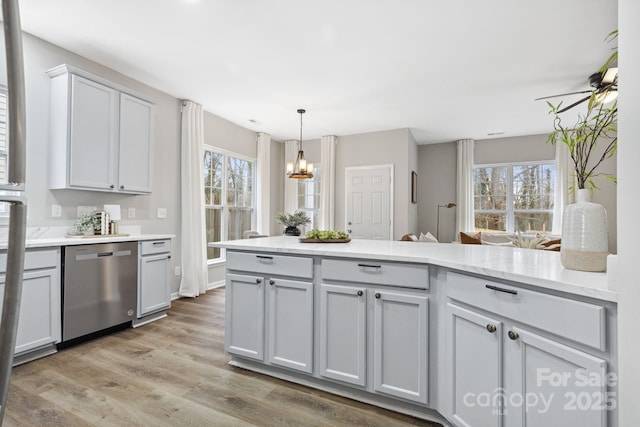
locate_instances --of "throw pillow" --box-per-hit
[419,232,439,243]
[460,231,482,244]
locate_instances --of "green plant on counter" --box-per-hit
[305,229,349,240]
[275,211,311,227]
[73,213,97,234]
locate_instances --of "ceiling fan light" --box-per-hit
[594,90,618,105]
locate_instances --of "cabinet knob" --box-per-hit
[486,324,497,333]
[110,184,115,189]
[256,278,262,284]
[120,185,125,190]
[269,279,275,286]
[357,290,363,296]
[508,330,519,341]
[374,292,381,299]
[167,255,171,259]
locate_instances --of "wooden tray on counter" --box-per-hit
[299,238,351,243]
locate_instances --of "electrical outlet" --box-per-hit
[77,206,96,217]
[128,207,136,219]
[157,208,167,219]
[174,266,181,276]
[51,205,62,218]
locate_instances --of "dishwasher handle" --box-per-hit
[75,250,132,261]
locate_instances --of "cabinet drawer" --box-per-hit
[322,259,428,289]
[0,248,60,274]
[446,271,606,351]
[140,239,172,255]
[226,251,313,279]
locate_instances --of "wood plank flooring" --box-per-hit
[4,288,441,427]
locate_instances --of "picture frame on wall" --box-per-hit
[411,171,417,204]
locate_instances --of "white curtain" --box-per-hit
[320,135,337,230]
[256,132,271,235]
[552,141,572,235]
[178,101,208,297]
[455,139,475,238]
[283,140,298,214]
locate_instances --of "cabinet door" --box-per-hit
[504,327,607,427]
[448,303,502,427]
[0,269,61,354]
[138,253,171,317]
[319,284,367,386]
[119,93,153,193]
[373,290,429,404]
[225,273,265,360]
[69,74,118,190]
[267,278,313,373]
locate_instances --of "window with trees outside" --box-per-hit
[473,162,555,233]
[297,165,321,231]
[203,148,255,261]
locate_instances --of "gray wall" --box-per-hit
[335,128,415,240]
[2,32,183,293]
[417,134,618,251]
[417,142,457,242]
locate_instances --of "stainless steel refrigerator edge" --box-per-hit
[63,242,138,342]
[0,0,27,423]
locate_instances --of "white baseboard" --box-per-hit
[171,292,180,300]
[208,279,225,290]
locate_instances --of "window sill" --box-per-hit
[207,258,226,267]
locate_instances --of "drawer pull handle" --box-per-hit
[508,330,519,341]
[256,255,273,260]
[374,292,381,299]
[357,290,363,296]
[358,263,381,269]
[256,278,262,284]
[269,280,275,286]
[153,242,166,246]
[485,284,518,295]
[486,324,497,333]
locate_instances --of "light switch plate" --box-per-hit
[157,208,167,219]
[174,266,181,276]
[51,205,62,218]
[128,207,136,218]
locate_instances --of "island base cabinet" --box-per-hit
[319,284,367,386]
[267,278,313,373]
[447,303,503,427]
[373,290,429,405]
[225,273,265,361]
[503,328,607,427]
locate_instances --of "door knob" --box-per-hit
[508,330,519,341]
[348,222,352,225]
[486,324,497,333]
[347,229,352,233]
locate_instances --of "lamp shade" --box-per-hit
[103,204,121,221]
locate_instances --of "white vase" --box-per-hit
[561,189,609,272]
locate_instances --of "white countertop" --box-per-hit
[16,234,175,249]
[211,236,617,303]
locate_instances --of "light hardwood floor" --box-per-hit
[4,288,441,427]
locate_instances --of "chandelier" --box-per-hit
[286,108,314,179]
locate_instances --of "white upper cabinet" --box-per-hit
[47,64,154,194]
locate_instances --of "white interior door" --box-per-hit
[345,165,392,240]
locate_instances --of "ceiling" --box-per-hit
[16,0,617,144]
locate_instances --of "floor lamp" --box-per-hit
[436,203,457,241]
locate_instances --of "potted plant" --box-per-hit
[546,32,617,272]
[73,213,97,236]
[275,211,311,236]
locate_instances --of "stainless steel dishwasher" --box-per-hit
[62,242,138,343]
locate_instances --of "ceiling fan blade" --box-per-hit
[534,90,593,101]
[556,95,590,113]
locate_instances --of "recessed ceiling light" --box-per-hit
[248,119,260,125]
[487,131,505,136]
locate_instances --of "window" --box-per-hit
[473,162,555,233]
[204,148,255,261]
[0,85,10,218]
[297,165,320,231]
